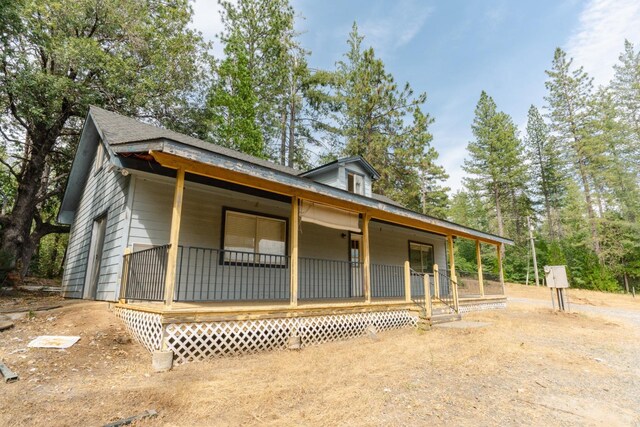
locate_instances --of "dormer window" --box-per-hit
[347,172,364,195]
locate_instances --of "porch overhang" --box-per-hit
[110,140,512,246]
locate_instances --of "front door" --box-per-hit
[84,214,107,299]
[350,234,363,297]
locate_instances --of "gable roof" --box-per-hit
[300,156,381,180]
[58,106,513,245]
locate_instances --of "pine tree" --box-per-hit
[611,40,640,152]
[523,105,565,239]
[330,24,449,212]
[544,48,603,260]
[463,92,529,246]
[207,0,297,158]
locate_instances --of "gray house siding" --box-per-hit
[304,161,373,197]
[61,142,130,301]
[369,220,447,268]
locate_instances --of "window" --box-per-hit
[409,242,434,274]
[347,172,364,195]
[223,210,286,264]
[93,142,108,174]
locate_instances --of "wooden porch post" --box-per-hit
[290,196,299,306]
[433,264,440,297]
[476,240,484,297]
[447,235,459,312]
[362,213,371,303]
[447,235,456,281]
[164,168,185,309]
[423,273,432,318]
[497,242,505,293]
[119,247,132,304]
[404,260,411,302]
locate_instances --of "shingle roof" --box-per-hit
[89,106,302,176]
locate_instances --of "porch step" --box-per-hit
[430,313,462,325]
[432,307,456,316]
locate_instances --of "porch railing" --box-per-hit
[120,245,460,309]
[299,257,362,299]
[175,246,290,302]
[370,263,404,298]
[409,269,432,317]
[433,268,457,313]
[121,244,170,301]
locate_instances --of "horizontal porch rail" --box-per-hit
[121,244,170,301]
[370,263,405,298]
[299,257,363,300]
[175,246,290,302]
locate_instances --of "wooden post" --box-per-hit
[404,260,411,302]
[433,264,440,298]
[447,235,459,312]
[290,196,299,307]
[497,242,505,293]
[447,235,456,281]
[119,247,132,304]
[476,240,484,297]
[423,273,432,318]
[164,168,185,309]
[362,213,371,303]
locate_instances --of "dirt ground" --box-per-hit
[1,285,640,426]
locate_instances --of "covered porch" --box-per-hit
[115,151,506,318]
[113,151,508,363]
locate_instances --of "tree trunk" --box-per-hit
[280,108,287,165]
[288,89,295,168]
[494,186,505,256]
[623,272,630,294]
[0,135,51,273]
[576,159,602,260]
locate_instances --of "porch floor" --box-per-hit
[114,294,505,322]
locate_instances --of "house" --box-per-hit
[58,107,512,364]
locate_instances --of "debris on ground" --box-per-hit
[0,315,14,331]
[103,409,158,427]
[0,361,19,383]
[28,336,80,349]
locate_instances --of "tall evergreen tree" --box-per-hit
[544,48,603,260]
[611,39,640,154]
[463,91,529,247]
[330,24,449,213]
[207,0,297,158]
[523,105,565,239]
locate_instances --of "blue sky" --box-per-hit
[191,0,640,192]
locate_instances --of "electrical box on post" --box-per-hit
[544,265,569,311]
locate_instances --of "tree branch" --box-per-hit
[0,157,19,179]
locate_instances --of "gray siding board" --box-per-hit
[61,141,130,301]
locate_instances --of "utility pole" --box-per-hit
[527,216,539,287]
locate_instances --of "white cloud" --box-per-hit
[358,0,433,53]
[190,0,229,58]
[565,0,640,85]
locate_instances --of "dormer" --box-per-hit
[300,156,380,197]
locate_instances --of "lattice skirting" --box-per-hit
[114,307,163,352]
[166,310,418,364]
[459,300,507,313]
